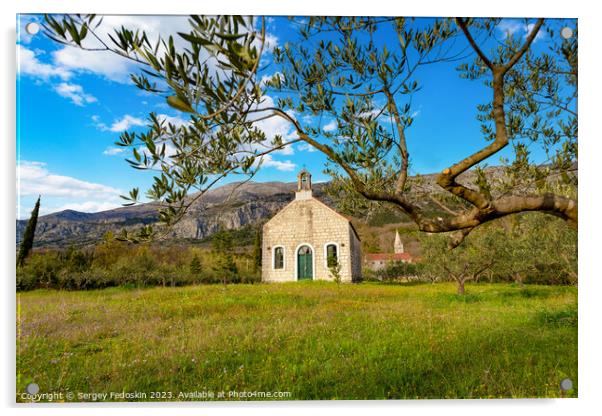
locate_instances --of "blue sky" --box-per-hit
[16,14,575,219]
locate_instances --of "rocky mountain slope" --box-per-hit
[17,165,575,248]
[16,181,329,248]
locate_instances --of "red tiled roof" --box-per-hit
[364,252,413,262]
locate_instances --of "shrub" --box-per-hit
[17,253,63,289]
[367,261,421,282]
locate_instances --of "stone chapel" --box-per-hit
[261,169,362,282]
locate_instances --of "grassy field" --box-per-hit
[16,282,577,401]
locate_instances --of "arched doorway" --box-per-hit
[297,245,313,280]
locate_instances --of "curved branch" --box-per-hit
[501,18,544,75]
[448,227,475,249]
[268,107,429,225]
[439,18,546,213]
[455,18,494,70]
[269,106,578,235]
[384,88,410,193]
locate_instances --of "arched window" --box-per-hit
[273,246,285,270]
[325,243,338,267]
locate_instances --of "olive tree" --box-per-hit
[421,206,578,293]
[420,227,498,294]
[492,212,577,285]
[42,15,577,244]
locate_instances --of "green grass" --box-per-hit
[16,282,577,401]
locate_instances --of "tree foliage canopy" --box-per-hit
[420,211,577,293]
[43,15,577,243]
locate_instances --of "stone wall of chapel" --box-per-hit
[262,198,356,282]
[349,226,363,282]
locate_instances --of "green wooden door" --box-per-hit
[297,245,313,280]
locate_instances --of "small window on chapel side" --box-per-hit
[274,247,284,269]
[326,244,338,267]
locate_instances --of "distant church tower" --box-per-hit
[394,230,404,254]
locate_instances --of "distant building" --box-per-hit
[261,169,362,282]
[364,230,413,271]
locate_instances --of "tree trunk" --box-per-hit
[457,279,465,295]
[514,272,524,286]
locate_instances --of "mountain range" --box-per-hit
[16,180,331,248]
[17,165,573,248]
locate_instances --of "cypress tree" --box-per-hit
[212,228,238,286]
[189,254,202,275]
[17,196,41,267]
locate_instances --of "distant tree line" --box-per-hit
[17,230,262,291]
[16,204,575,294]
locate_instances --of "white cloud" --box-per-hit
[103,147,125,156]
[525,23,546,42]
[94,113,187,157]
[100,15,191,49]
[53,82,97,106]
[260,71,284,87]
[18,46,101,107]
[109,115,146,132]
[497,19,546,42]
[48,15,280,83]
[249,95,298,155]
[258,154,296,171]
[52,46,133,83]
[496,20,523,39]
[359,108,383,119]
[93,113,188,133]
[53,201,122,213]
[47,15,191,83]
[297,142,317,153]
[156,113,189,128]
[21,16,282,110]
[91,115,109,131]
[17,161,123,200]
[17,161,125,218]
[17,45,72,80]
[262,33,279,51]
[323,120,337,132]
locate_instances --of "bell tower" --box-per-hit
[394,230,404,254]
[295,169,313,200]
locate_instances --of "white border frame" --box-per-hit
[7,3,600,415]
